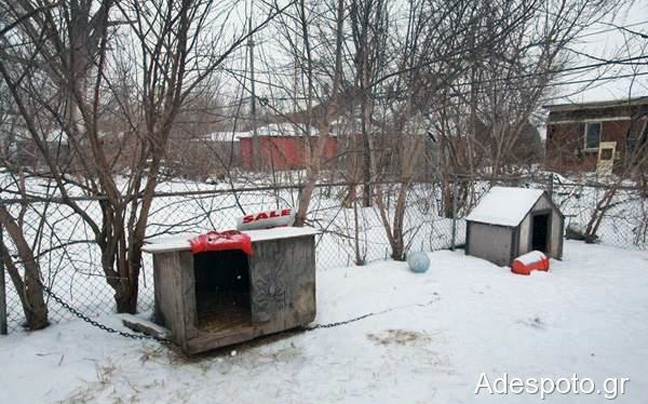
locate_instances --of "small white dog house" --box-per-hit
[465,186,564,266]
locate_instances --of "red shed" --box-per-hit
[239,124,338,171]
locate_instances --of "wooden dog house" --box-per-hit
[465,186,564,266]
[142,227,319,354]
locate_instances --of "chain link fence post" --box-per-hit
[451,176,458,251]
[547,173,554,200]
[0,224,6,335]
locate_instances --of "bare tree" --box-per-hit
[348,0,391,207]
[0,0,287,314]
[293,0,345,226]
[430,0,631,217]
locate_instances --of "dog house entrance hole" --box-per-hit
[531,213,550,253]
[193,250,252,335]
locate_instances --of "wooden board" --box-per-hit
[249,235,316,331]
[121,314,170,340]
[153,250,198,349]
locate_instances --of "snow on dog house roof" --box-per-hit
[466,186,546,227]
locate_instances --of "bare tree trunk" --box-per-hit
[349,0,383,208]
[295,0,344,226]
[440,92,455,218]
[585,182,618,243]
[374,131,423,261]
[360,46,374,208]
[295,126,328,226]
[0,207,48,330]
[390,184,410,260]
[353,197,364,265]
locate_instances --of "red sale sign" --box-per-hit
[236,208,296,230]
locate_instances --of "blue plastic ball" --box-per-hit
[407,251,430,273]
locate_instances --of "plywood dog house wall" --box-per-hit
[465,187,564,266]
[143,227,319,354]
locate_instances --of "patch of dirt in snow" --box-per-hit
[366,329,429,346]
[517,316,546,329]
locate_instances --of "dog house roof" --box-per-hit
[142,226,320,254]
[466,186,546,227]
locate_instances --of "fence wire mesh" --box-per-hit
[1,175,646,333]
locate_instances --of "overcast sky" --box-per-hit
[554,1,648,104]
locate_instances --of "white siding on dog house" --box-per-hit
[467,224,513,266]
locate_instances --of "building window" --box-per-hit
[584,122,601,150]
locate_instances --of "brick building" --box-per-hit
[544,97,648,173]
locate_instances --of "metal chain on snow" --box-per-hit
[307,312,377,330]
[38,280,438,342]
[39,282,171,343]
[307,297,440,331]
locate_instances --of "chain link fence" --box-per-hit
[1,175,646,333]
[550,178,648,248]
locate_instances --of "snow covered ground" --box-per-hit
[1,240,647,403]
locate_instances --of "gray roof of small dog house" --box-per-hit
[466,186,552,227]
